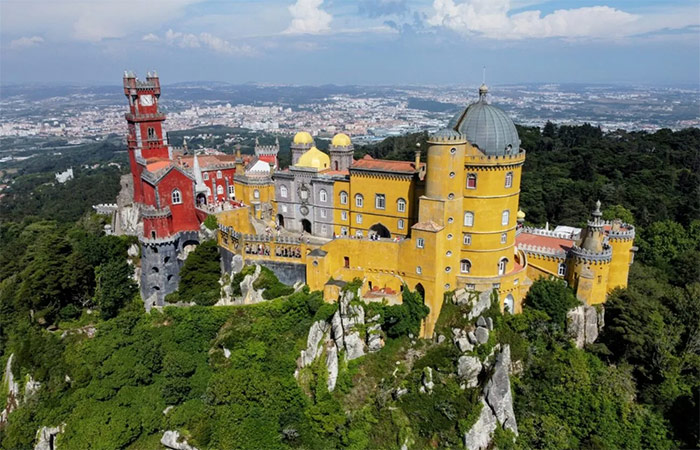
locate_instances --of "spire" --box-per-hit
[193,151,207,193]
[478,83,488,103]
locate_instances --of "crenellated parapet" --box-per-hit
[464,150,526,168]
[516,243,567,259]
[141,205,171,218]
[520,226,579,240]
[570,245,613,264]
[606,222,636,241]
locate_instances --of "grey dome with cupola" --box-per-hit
[448,84,521,156]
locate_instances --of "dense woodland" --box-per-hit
[0,124,698,449]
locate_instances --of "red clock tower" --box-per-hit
[123,71,170,203]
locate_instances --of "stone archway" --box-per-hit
[301,219,312,233]
[415,283,426,302]
[504,294,515,314]
[369,223,391,239]
[277,214,285,228]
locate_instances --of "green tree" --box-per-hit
[178,240,221,305]
[94,259,136,319]
[383,287,430,338]
[524,278,579,326]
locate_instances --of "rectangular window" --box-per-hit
[466,173,477,189]
[466,284,476,291]
[375,194,386,210]
[416,238,425,249]
[493,283,501,289]
[344,256,350,268]
[341,211,348,221]
[463,233,472,245]
[320,209,327,218]
[501,210,510,226]
[321,224,327,233]
[505,171,513,188]
[356,214,363,224]
[500,233,507,244]
[341,227,348,236]
[398,219,404,230]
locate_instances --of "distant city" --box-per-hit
[1,82,698,145]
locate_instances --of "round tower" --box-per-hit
[606,220,636,292]
[450,85,526,280]
[568,201,613,305]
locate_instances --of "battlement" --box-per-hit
[517,243,567,258]
[570,244,613,263]
[255,145,279,155]
[141,205,171,218]
[464,149,526,166]
[123,71,160,93]
[93,203,118,215]
[520,226,578,240]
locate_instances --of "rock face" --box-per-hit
[420,367,435,394]
[463,345,518,450]
[34,425,64,450]
[484,346,518,434]
[325,341,339,392]
[161,430,199,450]
[1,353,19,425]
[332,290,367,361]
[452,328,474,353]
[463,398,498,450]
[475,327,489,344]
[300,321,331,368]
[469,290,494,320]
[239,265,265,304]
[567,305,604,349]
[457,355,482,388]
[366,322,384,352]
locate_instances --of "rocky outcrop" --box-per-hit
[420,367,435,394]
[332,290,367,361]
[457,355,482,388]
[452,328,474,353]
[463,345,518,450]
[1,353,19,424]
[475,326,489,345]
[463,399,498,450]
[161,430,199,450]
[25,375,41,399]
[300,321,331,368]
[453,289,494,320]
[567,305,604,349]
[239,265,265,305]
[484,346,517,434]
[325,341,339,392]
[366,319,384,353]
[198,222,217,243]
[34,424,64,450]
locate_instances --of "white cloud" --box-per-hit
[144,30,252,55]
[8,36,44,49]
[285,0,332,35]
[1,0,202,42]
[428,0,652,40]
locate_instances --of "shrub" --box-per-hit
[524,278,578,326]
[203,214,218,230]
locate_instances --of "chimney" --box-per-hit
[414,149,421,170]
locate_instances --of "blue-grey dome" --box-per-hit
[430,127,463,141]
[450,85,520,156]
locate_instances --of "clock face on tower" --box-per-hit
[140,94,154,106]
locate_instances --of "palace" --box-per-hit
[121,72,636,336]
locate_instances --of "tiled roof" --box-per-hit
[412,220,443,232]
[351,154,422,174]
[146,159,172,172]
[177,154,242,170]
[516,232,574,253]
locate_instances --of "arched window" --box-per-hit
[171,189,182,204]
[460,259,471,274]
[217,185,224,195]
[501,233,507,244]
[504,294,515,314]
[356,214,363,224]
[505,171,513,188]
[464,211,474,227]
[558,262,567,276]
[355,194,364,208]
[498,258,508,275]
[397,198,406,213]
[398,219,405,230]
[466,173,477,189]
[147,127,156,140]
[203,172,209,180]
[319,189,327,202]
[254,189,260,199]
[340,191,348,204]
[280,185,288,198]
[216,170,222,179]
[501,210,510,226]
[463,233,471,245]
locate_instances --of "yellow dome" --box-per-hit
[296,146,330,170]
[331,132,351,147]
[293,131,314,145]
[517,210,526,219]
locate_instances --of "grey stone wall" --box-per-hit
[254,260,306,286]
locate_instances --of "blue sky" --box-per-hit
[1,0,698,85]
